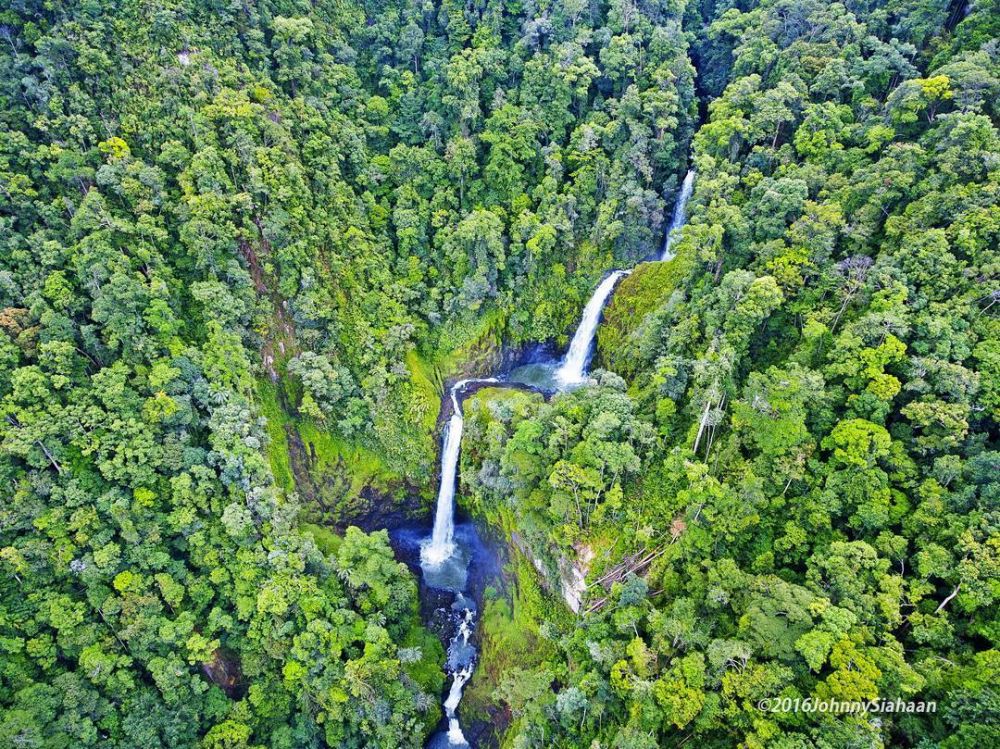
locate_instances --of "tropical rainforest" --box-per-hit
[0,0,998,748]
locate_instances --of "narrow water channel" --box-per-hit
[389,519,502,748]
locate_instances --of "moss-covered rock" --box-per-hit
[596,256,692,379]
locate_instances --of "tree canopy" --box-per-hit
[1,0,997,747]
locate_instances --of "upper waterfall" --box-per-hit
[661,169,695,261]
[554,270,629,388]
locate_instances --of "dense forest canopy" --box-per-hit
[0,0,998,748]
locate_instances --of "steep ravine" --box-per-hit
[398,169,699,747]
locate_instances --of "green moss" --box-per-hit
[468,385,543,412]
[299,522,343,556]
[297,420,401,496]
[257,373,410,522]
[256,379,295,496]
[462,550,559,734]
[507,543,573,628]
[596,254,693,378]
[434,306,507,375]
[406,349,443,434]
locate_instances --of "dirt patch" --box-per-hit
[201,648,244,699]
[240,217,298,382]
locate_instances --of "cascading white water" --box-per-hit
[554,270,629,388]
[441,605,476,746]
[420,380,496,747]
[422,385,465,566]
[415,168,696,749]
[422,379,496,568]
[444,665,473,746]
[660,169,695,261]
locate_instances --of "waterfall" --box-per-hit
[414,168,695,748]
[422,379,494,567]
[421,385,464,567]
[421,406,462,565]
[420,380,495,746]
[554,270,629,388]
[661,169,695,261]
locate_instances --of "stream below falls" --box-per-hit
[386,170,696,747]
[390,519,503,748]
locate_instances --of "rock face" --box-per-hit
[510,533,595,613]
[285,426,425,528]
[559,544,594,614]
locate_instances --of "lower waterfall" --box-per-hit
[421,381,494,747]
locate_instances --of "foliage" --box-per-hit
[0,0,996,747]
[457,1,1000,747]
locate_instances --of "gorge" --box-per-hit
[417,172,696,746]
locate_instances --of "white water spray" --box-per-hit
[554,270,629,388]
[661,169,695,261]
[420,606,476,749]
[442,606,476,746]
[444,665,472,745]
[422,387,464,567]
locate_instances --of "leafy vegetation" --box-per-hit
[597,256,695,380]
[1,0,997,747]
[457,1,1000,747]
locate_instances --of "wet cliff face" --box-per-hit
[285,424,430,530]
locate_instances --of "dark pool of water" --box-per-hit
[391,520,503,599]
[506,361,560,391]
[390,518,505,748]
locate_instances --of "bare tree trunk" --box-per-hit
[935,584,961,614]
[693,398,712,454]
[36,440,63,475]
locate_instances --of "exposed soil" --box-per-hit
[241,217,298,382]
[201,648,245,699]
